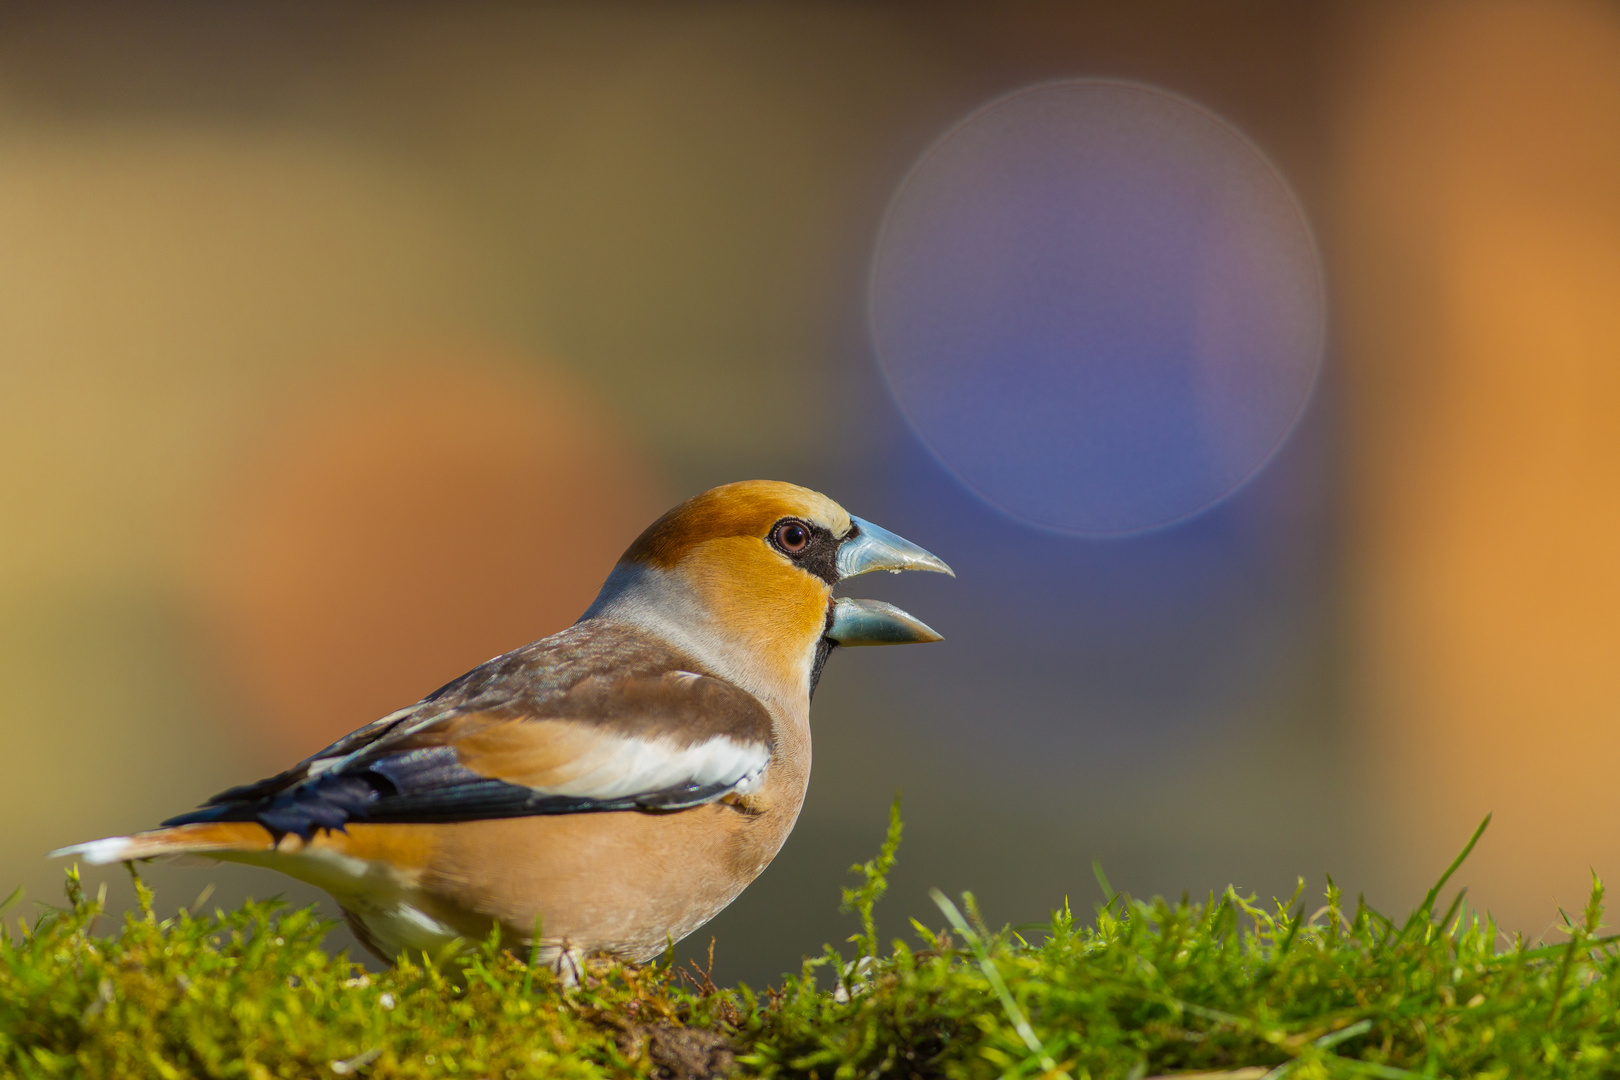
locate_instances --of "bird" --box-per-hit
[52,480,951,974]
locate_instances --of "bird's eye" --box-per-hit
[773,520,811,554]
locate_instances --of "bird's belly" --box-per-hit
[408,802,799,963]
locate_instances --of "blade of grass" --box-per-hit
[1093,859,1120,913]
[1401,814,1489,939]
[932,888,1070,1080]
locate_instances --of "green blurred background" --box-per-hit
[5,1,1620,987]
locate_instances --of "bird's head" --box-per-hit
[584,480,952,705]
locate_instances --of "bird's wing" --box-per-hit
[164,635,774,840]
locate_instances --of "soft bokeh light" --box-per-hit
[190,356,666,757]
[1338,0,1620,933]
[871,81,1323,536]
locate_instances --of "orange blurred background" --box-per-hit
[2,1,1619,983]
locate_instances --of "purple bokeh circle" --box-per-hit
[870,81,1325,536]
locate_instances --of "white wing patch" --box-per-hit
[538,732,769,801]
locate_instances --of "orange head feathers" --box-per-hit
[621,480,853,570]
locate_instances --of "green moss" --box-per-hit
[0,868,733,1079]
[5,815,1618,1079]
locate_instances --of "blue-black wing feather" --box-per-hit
[162,745,736,839]
[162,622,772,840]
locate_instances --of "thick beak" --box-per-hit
[826,517,951,647]
[827,597,944,646]
[836,516,954,579]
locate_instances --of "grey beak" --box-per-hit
[826,597,944,647]
[836,516,954,580]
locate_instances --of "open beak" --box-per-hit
[827,516,952,647]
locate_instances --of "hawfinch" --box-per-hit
[53,480,951,971]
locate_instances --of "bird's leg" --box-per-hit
[554,941,585,989]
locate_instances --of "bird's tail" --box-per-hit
[48,823,275,865]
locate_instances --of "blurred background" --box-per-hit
[4,0,1619,987]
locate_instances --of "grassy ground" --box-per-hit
[3,810,1617,1079]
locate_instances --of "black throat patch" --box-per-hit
[809,600,837,700]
